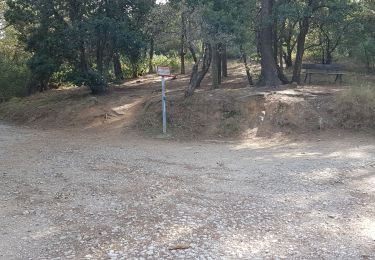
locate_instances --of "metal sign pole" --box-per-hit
[162,76,167,134]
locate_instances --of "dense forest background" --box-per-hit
[0,0,374,100]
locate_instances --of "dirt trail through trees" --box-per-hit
[1,122,375,259]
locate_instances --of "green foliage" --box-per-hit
[0,57,29,100]
[0,25,30,100]
[1,0,374,99]
[4,0,154,94]
[151,54,182,71]
[340,1,375,71]
[84,70,107,95]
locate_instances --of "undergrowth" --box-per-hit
[335,82,375,128]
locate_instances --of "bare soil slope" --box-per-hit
[0,64,351,139]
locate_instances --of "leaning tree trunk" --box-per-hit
[258,0,281,87]
[292,17,309,83]
[185,43,212,97]
[189,44,198,63]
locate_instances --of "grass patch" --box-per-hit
[335,80,375,128]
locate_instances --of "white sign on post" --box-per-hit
[157,66,171,76]
[156,66,171,134]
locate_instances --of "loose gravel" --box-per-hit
[1,123,374,259]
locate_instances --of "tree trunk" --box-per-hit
[113,53,124,80]
[180,51,185,74]
[258,0,281,86]
[240,45,254,86]
[326,41,332,64]
[180,11,187,74]
[148,37,154,73]
[273,20,278,65]
[221,44,228,77]
[96,39,104,75]
[292,17,309,83]
[211,43,219,89]
[217,44,222,85]
[277,42,289,84]
[186,43,212,96]
[189,45,197,63]
[283,20,296,68]
[27,76,40,95]
[284,51,293,68]
[131,63,138,78]
[279,42,284,70]
[78,41,89,76]
[363,43,371,73]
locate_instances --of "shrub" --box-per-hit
[85,70,107,95]
[0,28,30,100]
[0,56,29,101]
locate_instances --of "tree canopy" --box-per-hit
[0,0,374,98]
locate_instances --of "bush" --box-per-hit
[0,28,30,101]
[0,57,29,101]
[85,70,108,95]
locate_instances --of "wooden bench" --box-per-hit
[302,64,345,84]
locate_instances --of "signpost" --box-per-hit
[157,66,171,134]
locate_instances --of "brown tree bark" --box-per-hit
[68,0,89,76]
[218,44,222,85]
[180,11,187,74]
[258,0,281,87]
[131,64,138,79]
[189,45,197,63]
[211,43,220,89]
[185,43,212,97]
[96,36,104,74]
[240,45,254,86]
[148,37,154,73]
[283,20,297,68]
[292,17,309,83]
[277,41,289,84]
[113,53,124,80]
[221,44,228,77]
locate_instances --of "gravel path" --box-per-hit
[1,122,375,259]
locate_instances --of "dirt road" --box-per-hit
[1,122,374,259]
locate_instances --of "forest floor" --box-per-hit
[1,121,375,259]
[1,63,375,259]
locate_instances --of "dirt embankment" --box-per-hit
[0,63,373,139]
[139,86,344,139]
